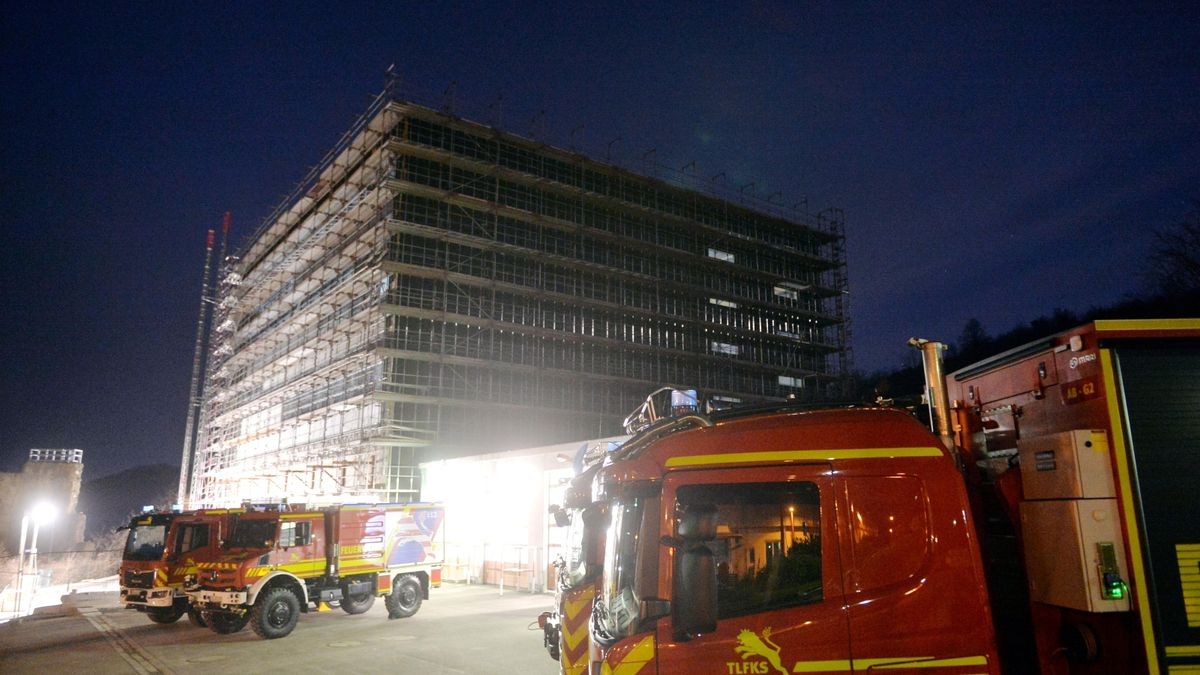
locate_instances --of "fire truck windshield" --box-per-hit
[226,518,277,549]
[596,494,658,643]
[124,522,169,561]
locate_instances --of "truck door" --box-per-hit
[278,515,324,576]
[838,472,997,673]
[656,465,849,675]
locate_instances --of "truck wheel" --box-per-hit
[340,584,376,615]
[206,611,249,634]
[187,606,208,628]
[147,604,186,624]
[385,575,422,619]
[251,587,300,639]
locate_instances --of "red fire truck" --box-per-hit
[187,502,444,639]
[585,318,1199,674]
[538,389,703,674]
[118,508,240,626]
[938,318,1200,673]
[540,441,619,675]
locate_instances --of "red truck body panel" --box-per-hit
[119,509,241,616]
[948,319,1200,674]
[596,407,999,674]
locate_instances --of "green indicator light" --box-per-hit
[1097,542,1126,601]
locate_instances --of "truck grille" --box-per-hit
[123,569,156,589]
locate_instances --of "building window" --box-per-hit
[779,375,803,388]
[707,248,735,263]
[711,341,740,356]
[774,285,798,301]
[709,297,738,309]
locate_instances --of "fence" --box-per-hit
[442,542,545,594]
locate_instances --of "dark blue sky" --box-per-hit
[2,2,1197,479]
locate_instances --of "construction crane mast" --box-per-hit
[176,213,229,507]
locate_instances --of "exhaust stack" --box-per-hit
[908,338,955,451]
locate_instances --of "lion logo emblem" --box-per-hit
[734,627,787,675]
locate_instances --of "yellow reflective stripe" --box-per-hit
[339,562,384,569]
[1101,350,1160,675]
[280,513,317,520]
[278,560,325,575]
[563,617,588,651]
[565,590,593,616]
[1178,545,1200,627]
[1094,319,1200,334]
[1167,666,1200,674]
[1166,645,1200,657]
[601,635,654,675]
[665,447,942,468]
[865,655,989,669]
[792,659,851,672]
[790,656,988,671]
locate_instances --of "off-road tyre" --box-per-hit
[251,587,301,639]
[340,583,376,615]
[385,575,422,619]
[206,611,249,634]
[147,604,186,624]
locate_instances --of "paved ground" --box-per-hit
[0,582,560,674]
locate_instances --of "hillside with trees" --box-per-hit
[78,463,179,538]
[860,205,1200,402]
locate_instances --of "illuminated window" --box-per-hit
[707,248,735,263]
[711,341,740,356]
[778,375,803,388]
[774,285,798,300]
[709,297,738,309]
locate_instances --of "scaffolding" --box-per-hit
[189,93,849,507]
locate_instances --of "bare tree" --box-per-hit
[956,318,991,363]
[1149,205,1200,295]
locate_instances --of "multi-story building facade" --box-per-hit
[0,449,86,555]
[185,94,849,507]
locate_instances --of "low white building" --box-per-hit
[421,435,627,593]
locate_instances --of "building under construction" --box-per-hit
[184,92,850,507]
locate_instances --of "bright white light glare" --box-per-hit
[29,501,57,525]
[492,460,539,544]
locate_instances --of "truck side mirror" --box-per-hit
[672,504,718,641]
[550,505,570,528]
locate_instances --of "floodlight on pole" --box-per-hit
[28,501,58,572]
[13,501,57,617]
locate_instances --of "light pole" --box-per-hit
[788,506,795,551]
[14,501,57,617]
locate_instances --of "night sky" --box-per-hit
[2,3,1197,479]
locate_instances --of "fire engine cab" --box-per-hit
[589,404,997,674]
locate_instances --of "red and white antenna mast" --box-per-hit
[177,212,228,507]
